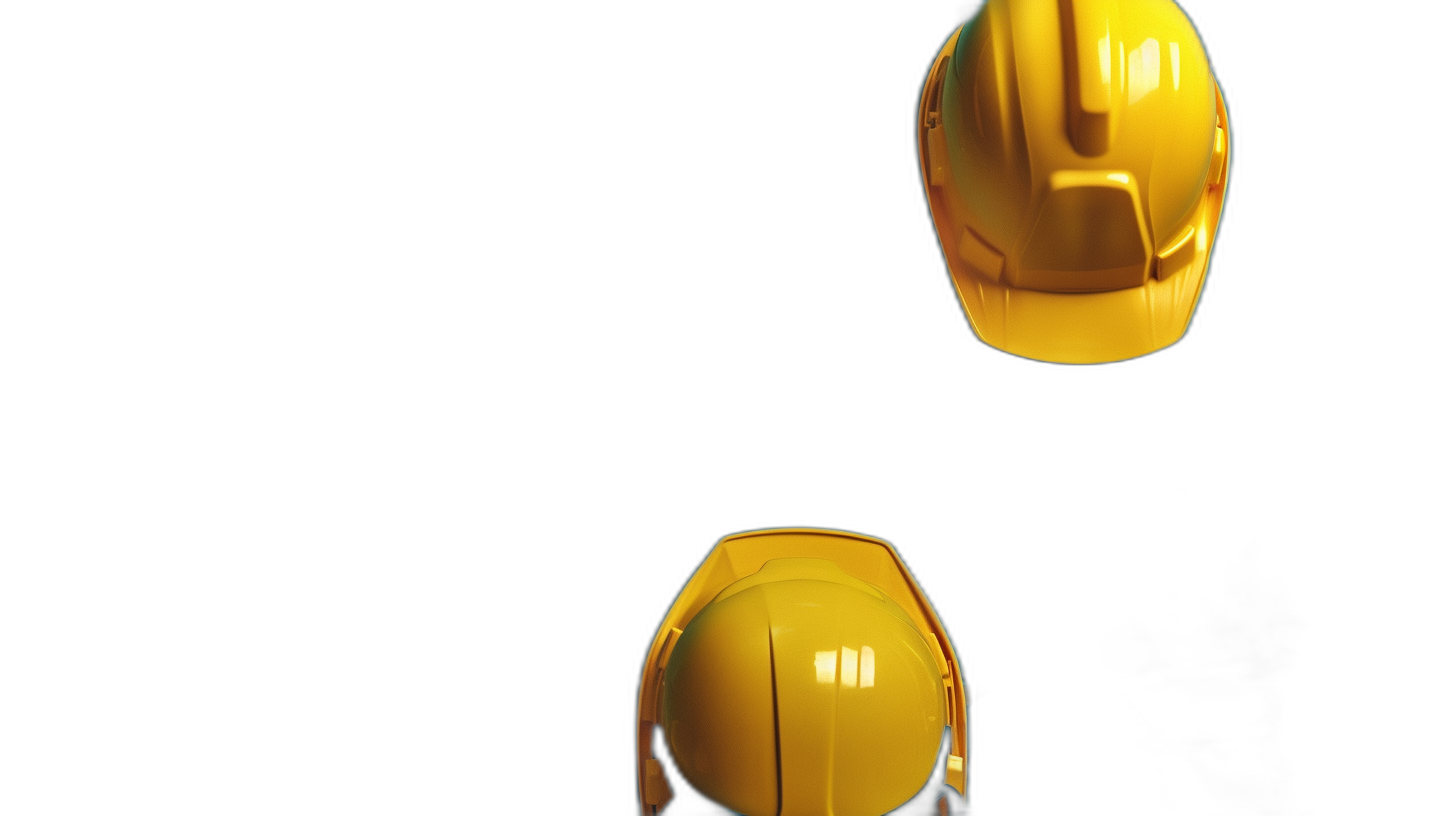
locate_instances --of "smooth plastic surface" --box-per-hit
[918,0,1230,363]
[636,530,968,816]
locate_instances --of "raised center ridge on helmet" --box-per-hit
[1059,0,1121,156]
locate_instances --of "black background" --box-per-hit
[471,3,1368,810]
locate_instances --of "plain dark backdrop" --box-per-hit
[442,3,1374,810]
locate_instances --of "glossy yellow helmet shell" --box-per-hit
[919,0,1230,363]
[636,530,967,816]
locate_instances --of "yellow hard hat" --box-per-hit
[918,0,1230,363]
[636,529,967,816]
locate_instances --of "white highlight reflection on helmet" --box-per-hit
[1099,33,1112,85]
[1128,38,1161,105]
[815,651,837,684]
[815,647,876,687]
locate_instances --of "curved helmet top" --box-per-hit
[919,0,1230,363]
[636,529,966,816]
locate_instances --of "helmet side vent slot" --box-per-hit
[925,55,950,129]
[924,56,953,187]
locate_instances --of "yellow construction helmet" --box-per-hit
[918,0,1230,363]
[636,529,967,816]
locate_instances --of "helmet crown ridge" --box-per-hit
[1060,0,1120,155]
